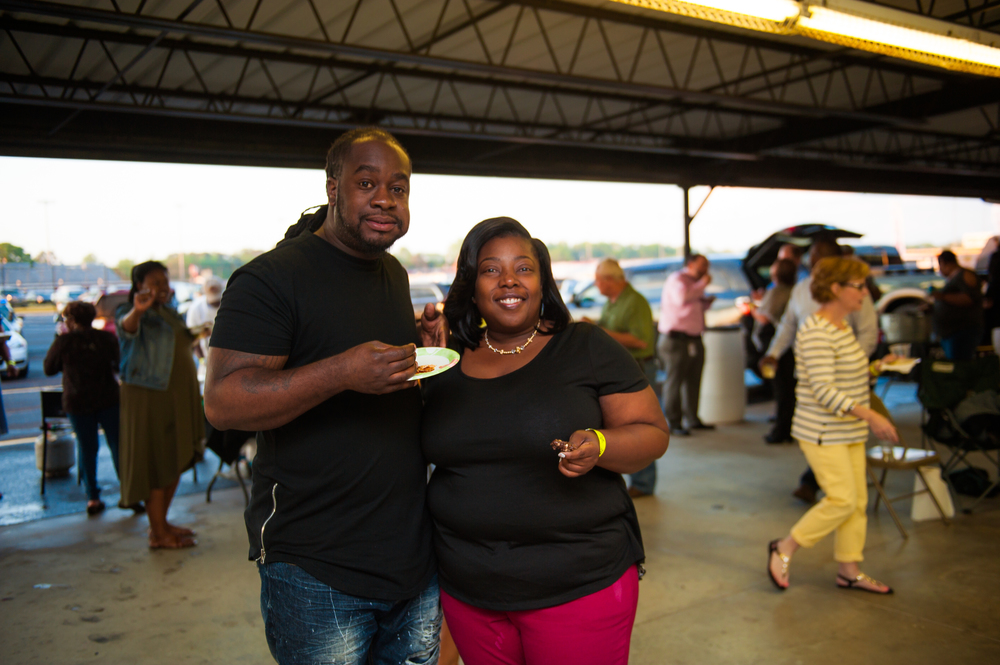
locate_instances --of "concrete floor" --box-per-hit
[2,386,998,665]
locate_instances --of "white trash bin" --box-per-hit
[698,326,746,424]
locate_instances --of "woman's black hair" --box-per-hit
[129,261,169,304]
[444,217,570,351]
[63,301,96,327]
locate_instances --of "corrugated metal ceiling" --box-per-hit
[1,0,998,196]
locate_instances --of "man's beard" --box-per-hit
[334,198,402,255]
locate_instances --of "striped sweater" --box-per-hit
[791,314,870,445]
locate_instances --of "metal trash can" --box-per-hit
[879,311,931,345]
[698,326,746,424]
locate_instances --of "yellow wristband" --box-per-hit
[586,428,606,457]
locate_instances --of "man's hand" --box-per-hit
[338,341,418,394]
[759,355,778,374]
[557,430,602,478]
[6,364,17,379]
[418,304,449,348]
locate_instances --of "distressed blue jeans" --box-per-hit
[258,562,440,665]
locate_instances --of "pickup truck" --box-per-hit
[850,244,943,314]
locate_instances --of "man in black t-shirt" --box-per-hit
[205,128,445,665]
[932,250,983,361]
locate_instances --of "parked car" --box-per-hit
[568,255,751,328]
[1,315,28,379]
[3,289,27,307]
[1,299,23,333]
[91,289,131,336]
[410,283,446,318]
[52,284,87,314]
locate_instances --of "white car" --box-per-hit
[1,316,28,378]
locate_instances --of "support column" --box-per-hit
[682,185,692,262]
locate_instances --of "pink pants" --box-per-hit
[441,565,639,665]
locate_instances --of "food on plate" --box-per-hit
[550,439,582,453]
[416,364,438,374]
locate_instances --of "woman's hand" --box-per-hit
[867,411,899,443]
[872,353,899,373]
[557,429,601,478]
[133,288,156,313]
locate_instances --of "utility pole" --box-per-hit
[40,199,56,290]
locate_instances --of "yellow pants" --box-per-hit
[791,440,868,563]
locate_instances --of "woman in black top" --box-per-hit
[422,218,669,665]
[44,301,121,515]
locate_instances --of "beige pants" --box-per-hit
[791,441,868,563]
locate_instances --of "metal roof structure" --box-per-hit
[2,0,999,197]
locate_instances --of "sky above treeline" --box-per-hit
[2,156,998,266]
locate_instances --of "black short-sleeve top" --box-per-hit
[421,322,648,611]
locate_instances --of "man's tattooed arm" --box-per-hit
[205,348,322,431]
[204,341,417,431]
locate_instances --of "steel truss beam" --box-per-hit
[1,0,998,186]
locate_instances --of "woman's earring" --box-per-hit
[540,302,546,319]
[479,317,487,329]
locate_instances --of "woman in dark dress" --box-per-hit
[421,218,669,665]
[43,301,121,515]
[117,261,204,549]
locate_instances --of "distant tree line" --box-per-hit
[545,242,679,262]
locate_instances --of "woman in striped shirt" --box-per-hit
[767,257,898,594]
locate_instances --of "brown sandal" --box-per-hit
[768,539,790,591]
[837,572,892,594]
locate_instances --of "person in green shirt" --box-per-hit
[587,258,659,497]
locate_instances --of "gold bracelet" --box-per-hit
[585,428,606,457]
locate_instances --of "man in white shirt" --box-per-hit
[186,276,224,359]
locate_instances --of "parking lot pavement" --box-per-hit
[0,439,239,526]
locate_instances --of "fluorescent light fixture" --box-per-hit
[799,5,1000,74]
[614,1,800,33]
[612,0,1000,77]
[670,0,800,22]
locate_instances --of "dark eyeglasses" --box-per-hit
[840,281,866,290]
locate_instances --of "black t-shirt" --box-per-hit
[421,322,648,611]
[934,268,984,338]
[210,233,434,601]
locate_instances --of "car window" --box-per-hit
[410,286,439,302]
[629,267,678,303]
[574,283,606,308]
[706,261,750,294]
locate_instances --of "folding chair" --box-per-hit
[919,355,1000,514]
[204,421,253,505]
[866,393,949,538]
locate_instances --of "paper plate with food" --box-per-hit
[410,347,460,381]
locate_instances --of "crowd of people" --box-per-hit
[7,125,999,664]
